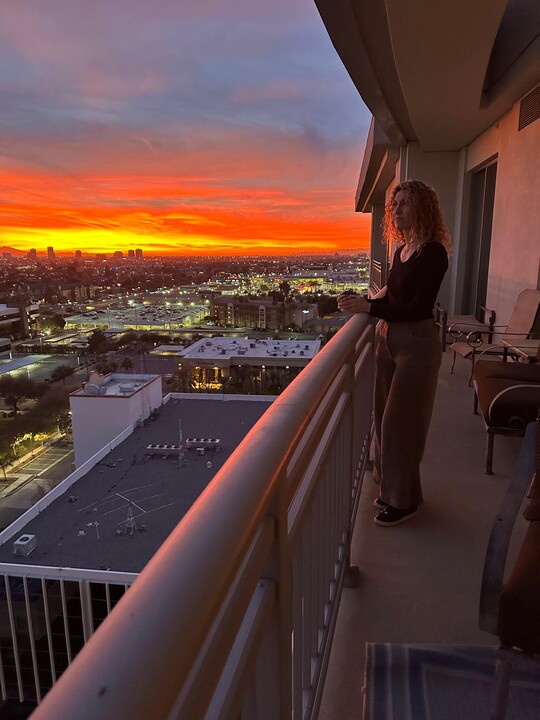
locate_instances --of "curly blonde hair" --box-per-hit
[383,180,452,252]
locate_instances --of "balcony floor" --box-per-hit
[319,351,527,719]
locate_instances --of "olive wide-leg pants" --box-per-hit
[373,319,442,509]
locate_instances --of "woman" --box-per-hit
[338,180,450,526]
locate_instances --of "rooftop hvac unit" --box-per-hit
[185,437,221,449]
[146,444,184,456]
[196,447,205,456]
[13,534,36,556]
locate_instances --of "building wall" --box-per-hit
[399,143,461,309]
[70,377,162,467]
[212,298,297,330]
[466,100,540,327]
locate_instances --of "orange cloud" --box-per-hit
[0,125,370,256]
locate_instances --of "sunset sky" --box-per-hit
[0,1,372,257]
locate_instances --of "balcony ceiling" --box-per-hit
[315,0,540,151]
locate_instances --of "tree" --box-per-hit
[120,357,134,373]
[95,360,118,374]
[0,376,43,415]
[116,331,138,349]
[321,329,338,346]
[40,313,66,332]
[168,367,193,393]
[87,329,115,355]
[29,388,71,435]
[279,280,291,298]
[51,364,75,384]
[0,450,14,480]
[0,432,15,480]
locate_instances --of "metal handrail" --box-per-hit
[30,313,374,720]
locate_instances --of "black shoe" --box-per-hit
[374,504,418,527]
[373,497,388,509]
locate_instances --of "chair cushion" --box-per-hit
[498,521,540,653]
[473,360,540,384]
[474,376,540,429]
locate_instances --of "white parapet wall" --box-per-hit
[69,373,163,468]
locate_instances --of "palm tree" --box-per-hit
[51,364,75,384]
[120,357,135,373]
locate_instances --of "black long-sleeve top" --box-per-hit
[368,241,448,323]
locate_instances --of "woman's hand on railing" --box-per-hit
[337,292,371,314]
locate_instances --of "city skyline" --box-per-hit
[0,1,372,257]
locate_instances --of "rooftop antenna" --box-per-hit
[125,506,137,535]
[177,418,189,467]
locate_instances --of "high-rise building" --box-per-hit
[135,248,143,259]
[47,246,55,261]
[113,251,123,262]
[27,248,37,262]
[75,250,82,261]
[128,249,135,258]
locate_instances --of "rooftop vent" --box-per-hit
[519,86,540,131]
[13,534,36,556]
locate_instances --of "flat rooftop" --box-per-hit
[176,336,321,362]
[0,397,273,573]
[70,372,160,398]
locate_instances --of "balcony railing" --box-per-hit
[30,314,374,720]
[370,260,383,293]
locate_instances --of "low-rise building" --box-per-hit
[69,371,163,468]
[163,336,321,390]
[211,296,317,330]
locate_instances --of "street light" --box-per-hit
[301,308,310,332]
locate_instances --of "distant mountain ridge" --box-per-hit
[0,246,25,256]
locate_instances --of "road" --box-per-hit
[0,442,75,531]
